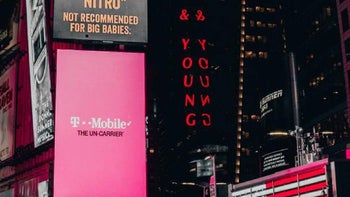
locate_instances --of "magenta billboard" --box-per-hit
[54,49,146,197]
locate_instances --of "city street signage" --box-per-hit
[53,0,147,43]
[25,0,54,148]
[54,49,146,196]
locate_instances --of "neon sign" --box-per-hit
[178,7,211,127]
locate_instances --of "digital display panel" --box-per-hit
[54,49,146,197]
[53,0,147,43]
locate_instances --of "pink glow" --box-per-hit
[54,50,146,197]
[346,148,350,159]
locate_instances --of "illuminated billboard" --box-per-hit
[0,65,16,161]
[54,49,146,197]
[53,0,147,43]
[25,0,54,147]
[231,159,329,197]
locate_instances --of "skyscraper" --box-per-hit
[337,0,350,129]
[238,0,295,181]
[286,0,350,161]
[146,0,240,195]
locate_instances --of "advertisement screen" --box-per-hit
[53,0,147,43]
[0,65,16,161]
[54,50,146,197]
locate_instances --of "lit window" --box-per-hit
[246,7,253,12]
[256,21,265,27]
[325,7,331,17]
[257,35,267,43]
[243,131,250,138]
[256,6,265,12]
[258,51,268,59]
[313,20,320,32]
[267,23,276,28]
[235,169,240,174]
[245,51,256,58]
[266,7,276,12]
[245,35,255,42]
[236,160,241,166]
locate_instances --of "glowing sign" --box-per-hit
[54,49,146,197]
[231,159,329,197]
[53,0,147,43]
[178,7,211,127]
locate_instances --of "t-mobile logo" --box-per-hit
[70,117,80,127]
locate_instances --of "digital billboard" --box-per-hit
[53,0,147,43]
[54,49,146,197]
[231,159,329,197]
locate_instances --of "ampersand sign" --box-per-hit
[179,9,189,21]
[196,10,205,21]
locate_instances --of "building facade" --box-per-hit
[286,0,350,161]
[238,0,296,181]
[337,0,350,147]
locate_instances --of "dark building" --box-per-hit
[238,0,297,180]
[336,0,350,158]
[146,0,241,196]
[285,0,350,161]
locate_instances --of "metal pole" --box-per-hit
[288,52,300,127]
[288,52,305,166]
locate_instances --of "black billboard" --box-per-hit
[260,136,296,176]
[53,0,147,43]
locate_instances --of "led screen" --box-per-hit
[54,49,146,197]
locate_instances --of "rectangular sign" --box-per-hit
[53,0,147,43]
[0,65,16,161]
[25,0,54,147]
[54,49,146,197]
[0,189,13,197]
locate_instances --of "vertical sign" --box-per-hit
[178,5,211,128]
[209,155,216,197]
[0,65,16,161]
[54,50,146,197]
[25,0,54,147]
